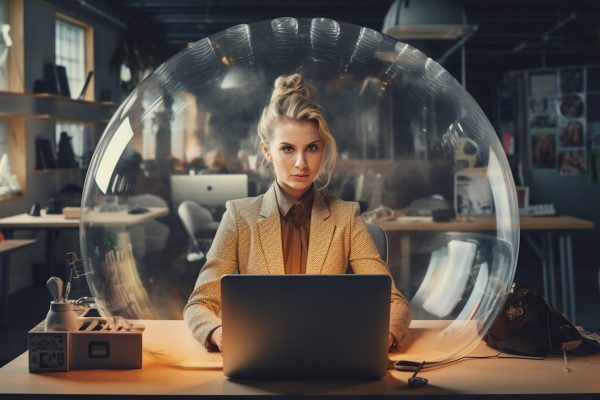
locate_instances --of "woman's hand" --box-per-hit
[209,326,223,352]
[388,333,395,350]
[389,331,413,352]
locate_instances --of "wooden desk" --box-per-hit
[376,215,593,232]
[0,320,599,398]
[0,207,169,228]
[0,239,36,327]
[376,215,594,322]
[0,208,170,276]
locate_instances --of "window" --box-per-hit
[0,120,11,193]
[0,120,7,157]
[55,15,93,100]
[56,122,88,167]
[0,0,10,91]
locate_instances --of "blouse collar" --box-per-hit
[273,182,315,217]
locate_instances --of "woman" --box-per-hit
[184,74,411,352]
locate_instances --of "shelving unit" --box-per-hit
[0,91,116,203]
[33,167,88,174]
[0,0,120,205]
[2,115,26,201]
[0,91,115,120]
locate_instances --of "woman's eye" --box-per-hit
[307,143,319,152]
[281,146,294,153]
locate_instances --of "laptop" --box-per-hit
[170,174,248,210]
[221,274,391,379]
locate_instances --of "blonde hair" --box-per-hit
[257,74,337,189]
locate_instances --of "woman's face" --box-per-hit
[263,119,324,199]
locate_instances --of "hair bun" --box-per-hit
[271,73,310,100]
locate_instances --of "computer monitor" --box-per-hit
[170,174,248,210]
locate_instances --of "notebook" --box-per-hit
[221,274,391,379]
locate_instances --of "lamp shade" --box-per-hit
[382,0,473,39]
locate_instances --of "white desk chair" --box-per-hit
[178,201,216,263]
[128,193,168,208]
[127,194,170,255]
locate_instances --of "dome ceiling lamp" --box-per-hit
[382,0,475,40]
[382,0,478,86]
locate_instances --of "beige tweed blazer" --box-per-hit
[183,184,411,350]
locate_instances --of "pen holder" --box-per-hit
[44,301,80,332]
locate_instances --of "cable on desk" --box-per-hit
[394,352,545,372]
[394,353,546,389]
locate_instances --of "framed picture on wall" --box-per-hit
[558,149,586,176]
[560,68,584,93]
[559,120,585,147]
[558,94,585,118]
[528,97,557,129]
[530,131,556,169]
[529,72,557,97]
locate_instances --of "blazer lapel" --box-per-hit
[257,185,285,275]
[306,190,335,274]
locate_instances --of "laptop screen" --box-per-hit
[221,274,391,379]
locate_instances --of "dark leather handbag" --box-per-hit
[484,285,600,357]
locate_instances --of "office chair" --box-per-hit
[127,193,170,255]
[366,223,388,264]
[178,201,216,262]
[128,193,168,208]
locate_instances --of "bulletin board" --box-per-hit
[524,66,598,176]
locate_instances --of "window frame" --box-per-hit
[55,12,94,101]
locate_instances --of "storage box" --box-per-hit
[62,207,81,219]
[28,318,144,372]
[28,322,69,372]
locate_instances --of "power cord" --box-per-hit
[407,361,428,388]
[393,353,546,389]
[419,352,545,370]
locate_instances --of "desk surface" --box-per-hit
[0,239,37,253]
[376,214,594,232]
[1,320,599,398]
[0,208,169,229]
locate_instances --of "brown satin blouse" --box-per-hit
[274,183,314,274]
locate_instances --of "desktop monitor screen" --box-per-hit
[170,174,248,210]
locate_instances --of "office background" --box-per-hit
[0,0,599,366]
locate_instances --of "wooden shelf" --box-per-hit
[0,1,111,207]
[0,90,116,106]
[0,192,23,204]
[0,91,23,97]
[31,92,116,107]
[34,167,88,174]
[0,91,117,121]
[28,114,110,124]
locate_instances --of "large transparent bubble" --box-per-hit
[81,18,519,364]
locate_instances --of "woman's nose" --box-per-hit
[295,153,307,169]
